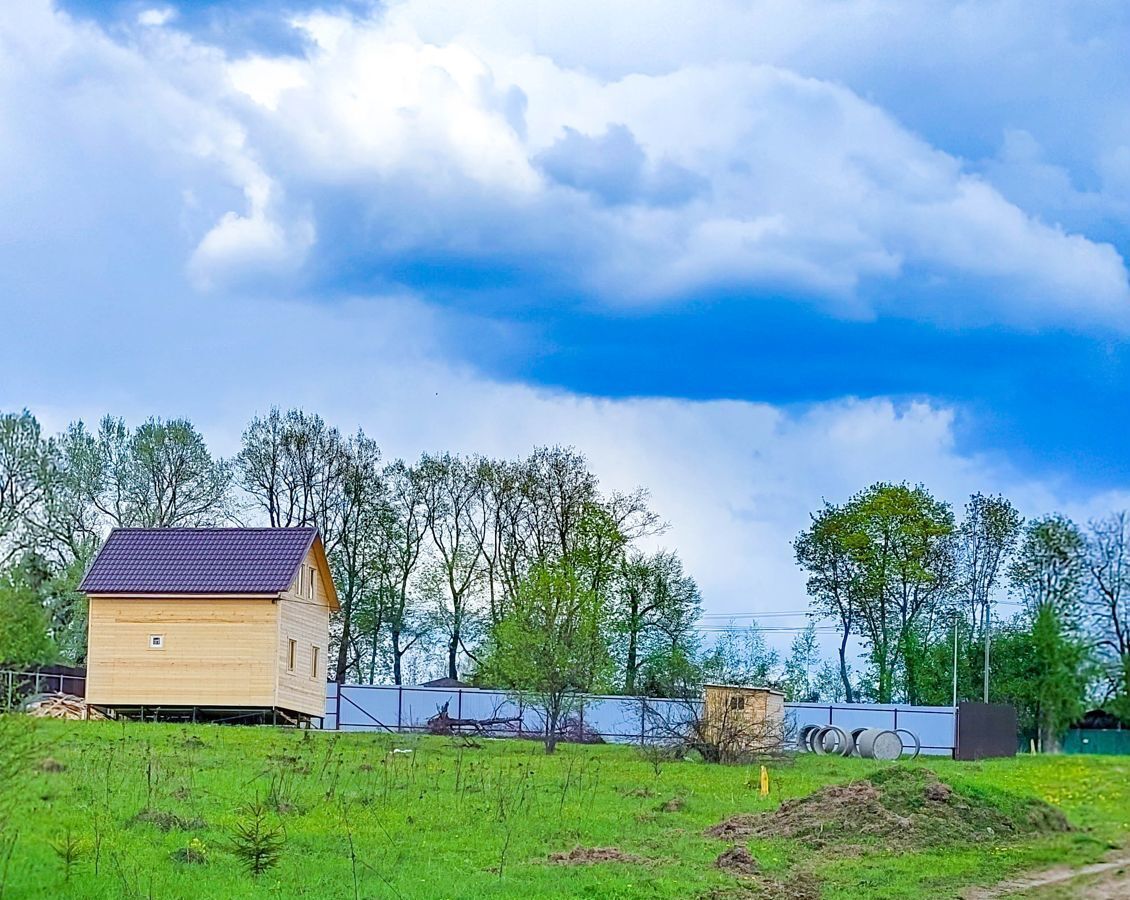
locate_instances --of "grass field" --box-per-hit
[1,718,1128,899]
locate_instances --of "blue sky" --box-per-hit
[2,0,1129,628]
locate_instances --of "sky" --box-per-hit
[2,0,1129,648]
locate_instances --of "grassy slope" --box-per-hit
[2,719,1128,899]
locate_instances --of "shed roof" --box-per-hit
[80,527,320,596]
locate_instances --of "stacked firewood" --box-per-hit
[25,693,106,721]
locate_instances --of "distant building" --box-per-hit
[80,527,338,723]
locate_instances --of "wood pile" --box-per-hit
[25,693,106,721]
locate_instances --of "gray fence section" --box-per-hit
[786,702,956,756]
[324,683,956,755]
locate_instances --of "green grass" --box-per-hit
[1,718,1128,898]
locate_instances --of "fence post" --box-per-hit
[640,698,647,747]
[397,686,403,733]
[457,689,463,721]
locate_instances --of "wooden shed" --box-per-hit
[702,684,786,753]
[80,527,338,723]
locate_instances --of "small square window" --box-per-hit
[728,695,745,711]
[149,634,164,650]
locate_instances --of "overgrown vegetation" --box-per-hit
[1,718,1128,898]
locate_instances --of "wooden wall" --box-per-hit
[86,597,278,707]
[275,548,332,717]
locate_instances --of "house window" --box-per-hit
[288,639,297,672]
[311,646,319,679]
[148,634,164,650]
[297,567,304,595]
[308,566,315,599]
[728,695,745,712]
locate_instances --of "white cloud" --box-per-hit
[137,8,176,28]
[5,0,1123,329]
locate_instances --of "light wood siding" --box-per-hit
[86,596,278,707]
[275,548,331,717]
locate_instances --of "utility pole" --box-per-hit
[952,614,959,708]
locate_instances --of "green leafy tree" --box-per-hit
[1007,516,1091,751]
[0,570,55,666]
[794,502,863,703]
[781,623,820,701]
[67,416,231,528]
[613,549,702,694]
[699,624,780,687]
[479,562,612,753]
[956,493,1022,701]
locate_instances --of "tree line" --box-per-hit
[0,408,718,696]
[794,484,1130,750]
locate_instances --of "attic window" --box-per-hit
[297,567,304,595]
[148,634,165,650]
[308,566,315,599]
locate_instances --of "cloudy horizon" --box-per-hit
[3,0,1129,649]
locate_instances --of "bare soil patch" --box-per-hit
[714,845,759,876]
[548,846,644,865]
[707,768,1070,851]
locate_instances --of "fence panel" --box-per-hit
[324,685,957,755]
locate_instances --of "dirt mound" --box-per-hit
[549,846,643,865]
[706,768,1070,850]
[660,796,686,812]
[715,845,759,875]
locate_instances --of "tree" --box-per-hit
[0,569,56,666]
[479,562,613,753]
[841,483,955,704]
[235,409,348,544]
[613,549,702,694]
[330,432,385,683]
[1008,516,1090,751]
[781,623,820,702]
[374,461,432,685]
[699,624,780,687]
[795,502,861,703]
[1009,515,1087,618]
[418,453,486,680]
[1084,513,1130,704]
[67,416,231,528]
[0,411,55,568]
[956,493,1022,701]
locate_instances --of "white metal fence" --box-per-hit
[324,683,957,755]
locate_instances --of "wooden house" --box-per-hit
[80,527,338,723]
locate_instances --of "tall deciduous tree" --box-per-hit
[331,432,385,683]
[1084,512,1130,705]
[613,549,701,694]
[795,502,862,703]
[418,453,486,680]
[479,561,613,753]
[0,412,55,567]
[1008,515,1090,751]
[956,493,1022,701]
[375,461,432,685]
[68,416,231,528]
